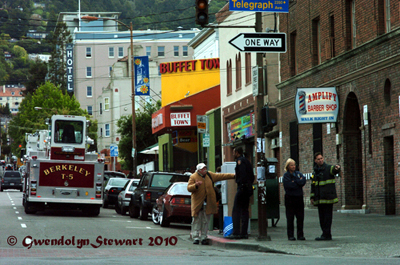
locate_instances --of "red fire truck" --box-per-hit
[22,115,104,216]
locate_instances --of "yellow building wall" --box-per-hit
[161,58,220,107]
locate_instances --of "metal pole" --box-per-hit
[255,12,269,241]
[130,22,137,176]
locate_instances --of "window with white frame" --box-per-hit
[86,67,92,78]
[109,47,114,58]
[87,106,93,115]
[86,47,92,58]
[86,86,92,97]
[104,98,110,111]
[105,124,110,137]
[146,46,151,57]
[183,46,188,57]
[118,47,124,57]
[158,46,165,57]
[100,103,102,115]
[174,46,179,56]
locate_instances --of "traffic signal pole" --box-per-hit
[255,12,270,241]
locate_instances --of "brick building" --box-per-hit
[276,0,399,215]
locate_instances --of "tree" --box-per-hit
[116,101,161,170]
[47,22,72,92]
[24,59,48,95]
[8,82,97,155]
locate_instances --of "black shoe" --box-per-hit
[226,234,241,240]
[315,236,332,241]
[193,239,200,244]
[201,239,209,245]
[297,236,306,240]
[288,237,296,241]
[240,234,249,239]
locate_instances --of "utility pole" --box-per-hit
[255,12,269,241]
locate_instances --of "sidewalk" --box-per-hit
[205,207,400,258]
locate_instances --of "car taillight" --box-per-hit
[125,193,130,199]
[30,180,37,196]
[145,192,151,201]
[171,197,187,204]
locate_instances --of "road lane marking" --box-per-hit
[13,207,16,209]
[21,224,27,228]
[126,227,161,229]
[15,211,19,214]
[18,217,22,220]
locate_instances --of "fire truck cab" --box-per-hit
[22,115,104,216]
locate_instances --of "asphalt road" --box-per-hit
[0,191,399,265]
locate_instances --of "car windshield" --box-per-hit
[168,183,190,195]
[150,174,188,188]
[108,178,129,187]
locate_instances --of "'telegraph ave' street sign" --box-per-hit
[229,33,286,53]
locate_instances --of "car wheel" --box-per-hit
[121,204,128,215]
[159,204,170,227]
[152,205,160,225]
[129,203,139,218]
[139,204,148,220]
[115,203,121,214]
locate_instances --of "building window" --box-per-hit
[86,47,91,58]
[384,78,391,107]
[11,92,14,95]
[174,46,179,56]
[227,59,232,95]
[235,53,242,90]
[290,31,297,76]
[351,0,356,48]
[118,47,124,57]
[105,124,110,137]
[100,128,103,138]
[328,14,336,58]
[104,98,110,111]
[146,46,151,57]
[100,103,102,115]
[109,47,114,58]
[87,106,93,115]
[385,0,391,32]
[289,121,299,170]
[86,67,92,78]
[245,53,251,85]
[86,86,92,97]
[346,0,356,49]
[312,17,321,66]
[158,46,165,57]
[183,46,188,57]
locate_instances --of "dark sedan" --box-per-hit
[151,182,192,227]
[103,178,129,208]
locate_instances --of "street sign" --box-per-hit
[229,33,286,53]
[110,144,118,157]
[203,133,210,147]
[252,66,258,97]
[197,115,208,134]
[229,0,289,13]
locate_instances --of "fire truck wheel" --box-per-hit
[88,206,100,216]
[139,204,149,220]
[102,200,109,208]
[24,202,37,214]
[129,203,139,218]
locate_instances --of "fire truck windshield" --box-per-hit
[54,120,84,144]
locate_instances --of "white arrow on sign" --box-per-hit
[229,33,286,53]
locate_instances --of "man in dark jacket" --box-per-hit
[310,152,341,241]
[227,147,255,239]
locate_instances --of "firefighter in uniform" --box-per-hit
[227,147,254,239]
[310,152,341,241]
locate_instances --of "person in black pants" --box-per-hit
[283,158,306,241]
[226,147,255,240]
[310,152,341,241]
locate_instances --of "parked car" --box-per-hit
[115,178,140,215]
[104,171,127,182]
[151,182,192,227]
[129,172,189,220]
[103,178,130,208]
[0,171,22,192]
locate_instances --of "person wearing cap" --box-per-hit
[187,163,235,245]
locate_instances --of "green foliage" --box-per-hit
[8,81,97,155]
[116,101,161,170]
[24,59,47,95]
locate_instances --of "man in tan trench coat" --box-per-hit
[187,163,235,245]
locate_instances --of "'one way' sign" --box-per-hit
[229,32,286,53]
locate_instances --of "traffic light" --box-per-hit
[195,0,209,27]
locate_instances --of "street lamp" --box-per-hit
[81,16,137,175]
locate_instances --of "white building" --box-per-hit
[0,84,25,115]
